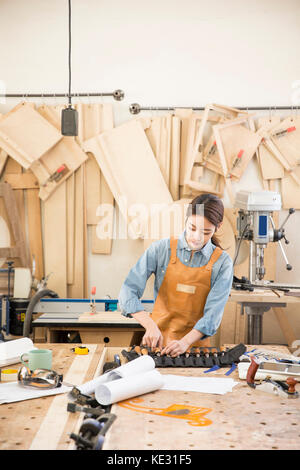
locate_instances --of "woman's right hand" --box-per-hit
[142,322,164,349]
[131,311,164,349]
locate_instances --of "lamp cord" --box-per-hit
[68,0,72,107]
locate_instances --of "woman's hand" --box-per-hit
[161,338,189,357]
[142,323,164,349]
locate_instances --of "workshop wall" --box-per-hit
[0,0,300,344]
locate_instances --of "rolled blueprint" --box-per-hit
[77,355,155,395]
[95,369,164,405]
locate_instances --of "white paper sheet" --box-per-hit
[95,369,164,405]
[0,381,72,404]
[161,375,238,395]
[78,355,155,395]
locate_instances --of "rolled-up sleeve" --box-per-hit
[194,254,233,337]
[118,241,160,316]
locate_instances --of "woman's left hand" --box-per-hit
[161,339,189,357]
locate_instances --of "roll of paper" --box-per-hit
[95,369,164,405]
[77,355,155,395]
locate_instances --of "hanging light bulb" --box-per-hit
[61,0,78,136]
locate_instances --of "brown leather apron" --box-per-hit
[151,237,223,347]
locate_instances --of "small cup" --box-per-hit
[20,349,52,371]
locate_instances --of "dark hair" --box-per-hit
[185,193,224,248]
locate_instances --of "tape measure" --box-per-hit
[0,368,18,382]
[71,346,89,355]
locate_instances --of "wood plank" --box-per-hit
[85,152,101,225]
[43,182,67,297]
[0,182,30,267]
[0,149,8,177]
[0,102,62,169]
[66,173,75,285]
[272,307,297,347]
[256,116,284,180]
[91,171,114,254]
[3,172,39,189]
[174,108,194,185]
[78,311,141,324]
[169,116,181,201]
[29,344,98,450]
[67,166,85,298]
[83,120,173,239]
[27,186,44,281]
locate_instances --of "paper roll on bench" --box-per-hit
[77,355,155,395]
[95,369,164,405]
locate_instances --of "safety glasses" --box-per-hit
[18,366,63,389]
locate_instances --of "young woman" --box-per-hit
[118,193,233,357]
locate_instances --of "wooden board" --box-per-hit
[43,182,67,297]
[102,344,299,450]
[36,105,88,201]
[169,116,181,201]
[174,108,194,185]
[281,166,300,209]
[78,311,141,324]
[212,116,262,180]
[0,149,8,177]
[66,173,75,284]
[0,182,30,267]
[256,116,284,180]
[67,166,86,298]
[27,184,44,281]
[82,120,173,239]
[0,102,62,169]
[270,116,300,167]
[75,103,115,254]
[75,102,114,144]
[91,170,114,254]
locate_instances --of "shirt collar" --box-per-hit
[178,230,214,259]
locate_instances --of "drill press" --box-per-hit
[233,190,300,344]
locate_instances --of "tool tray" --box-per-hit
[121,343,246,368]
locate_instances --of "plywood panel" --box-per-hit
[0,102,62,169]
[83,120,173,239]
[44,182,67,297]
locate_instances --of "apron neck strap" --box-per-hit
[205,246,223,270]
[170,237,178,263]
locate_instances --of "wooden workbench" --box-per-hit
[0,343,105,450]
[102,344,300,451]
[0,343,299,450]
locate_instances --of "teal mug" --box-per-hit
[20,349,52,371]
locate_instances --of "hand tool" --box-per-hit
[67,402,105,417]
[272,126,296,138]
[69,413,117,450]
[230,149,244,173]
[246,355,299,398]
[89,286,97,314]
[184,349,195,367]
[42,164,69,187]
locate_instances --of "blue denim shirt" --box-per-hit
[118,231,233,337]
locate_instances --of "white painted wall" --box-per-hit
[0,0,300,344]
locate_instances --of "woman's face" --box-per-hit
[185,214,219,250]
